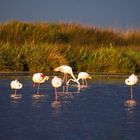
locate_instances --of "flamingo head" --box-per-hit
[40,73,49,81]
[54,67,59,72]
[10,79,22,89]
[125,74,138,86]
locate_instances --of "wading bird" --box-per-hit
[54,65,79,84]
[10,80,23,97]
[77,72,92,86]
[51,76,63,101]
[54,65,80,93]
[67,72,91,87]
[32,73,49,95]
[125,74,138,105]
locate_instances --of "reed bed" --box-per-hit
[0,21,140,73]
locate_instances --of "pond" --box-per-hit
[0,74,140,140]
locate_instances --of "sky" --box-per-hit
[0,0,140,29]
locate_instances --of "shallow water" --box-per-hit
[0,75,140,140]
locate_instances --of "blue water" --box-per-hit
[0,76,140,140]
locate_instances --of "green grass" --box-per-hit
[61,45,136,73]
[0,43,68,72]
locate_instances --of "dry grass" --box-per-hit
[0,21,140,73]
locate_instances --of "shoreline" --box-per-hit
[0,71,138,78]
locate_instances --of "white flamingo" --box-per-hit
[32,73,49,94]
[51,76,63,101]
[67,72,91,86]
[125,74,138,104]
[10,80,23,97]
[54,65,80,85]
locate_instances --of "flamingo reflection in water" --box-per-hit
[32,73,49,97]
[10,79,23,99]
[125,74,138,107]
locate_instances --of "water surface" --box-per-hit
[0,75,140,140]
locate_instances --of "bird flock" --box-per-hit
[10,65,92,100]
[10,65,139,106]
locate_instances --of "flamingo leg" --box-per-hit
[37,84,40,95]
[62,83,65,95]
[77,86,80,93]
[130,85,133,100]
[63,73,66,81]
[63,73,68,85]
[55,88,58,101]
[66,84,69,94]
[62,73,66,94]
[85,79,88,86]
[14,89,17,95]
[82,79,84,85]
[65,74,68,83]
[66,74,69,94]
[62,77,65,94]
[63,73,69,94]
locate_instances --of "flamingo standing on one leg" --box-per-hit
[54,65,80,93]
[10,80,23,97]
[125,74,138,105]
[32,73,49,95]
[51,76,63,101]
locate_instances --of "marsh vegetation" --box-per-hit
[0,21,140,73]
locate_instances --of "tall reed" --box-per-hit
[0,42,68,72]
[61,45,136,73]
[0,21,140,73]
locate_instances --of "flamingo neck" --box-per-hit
[67,75,80,85]
[70,72,76,80]
[70,72,80,84]
[41,76,49,83]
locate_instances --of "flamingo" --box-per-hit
[77,72,92,86]
[125,74,138,105]
[51,76,63,101]
[32,73,49,95]
[67,72,91,86]
[54,65,79,85]
[54,65,80,93]
[10,79,23,97]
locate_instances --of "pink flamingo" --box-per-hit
[54,65,80,85]
[67,72,92,87]
[51,76,63,101]
[125,74,138,106]
[10,79,23,98]
[32,73,49,94]
[54,65,80,93]
[77,72,92,86]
